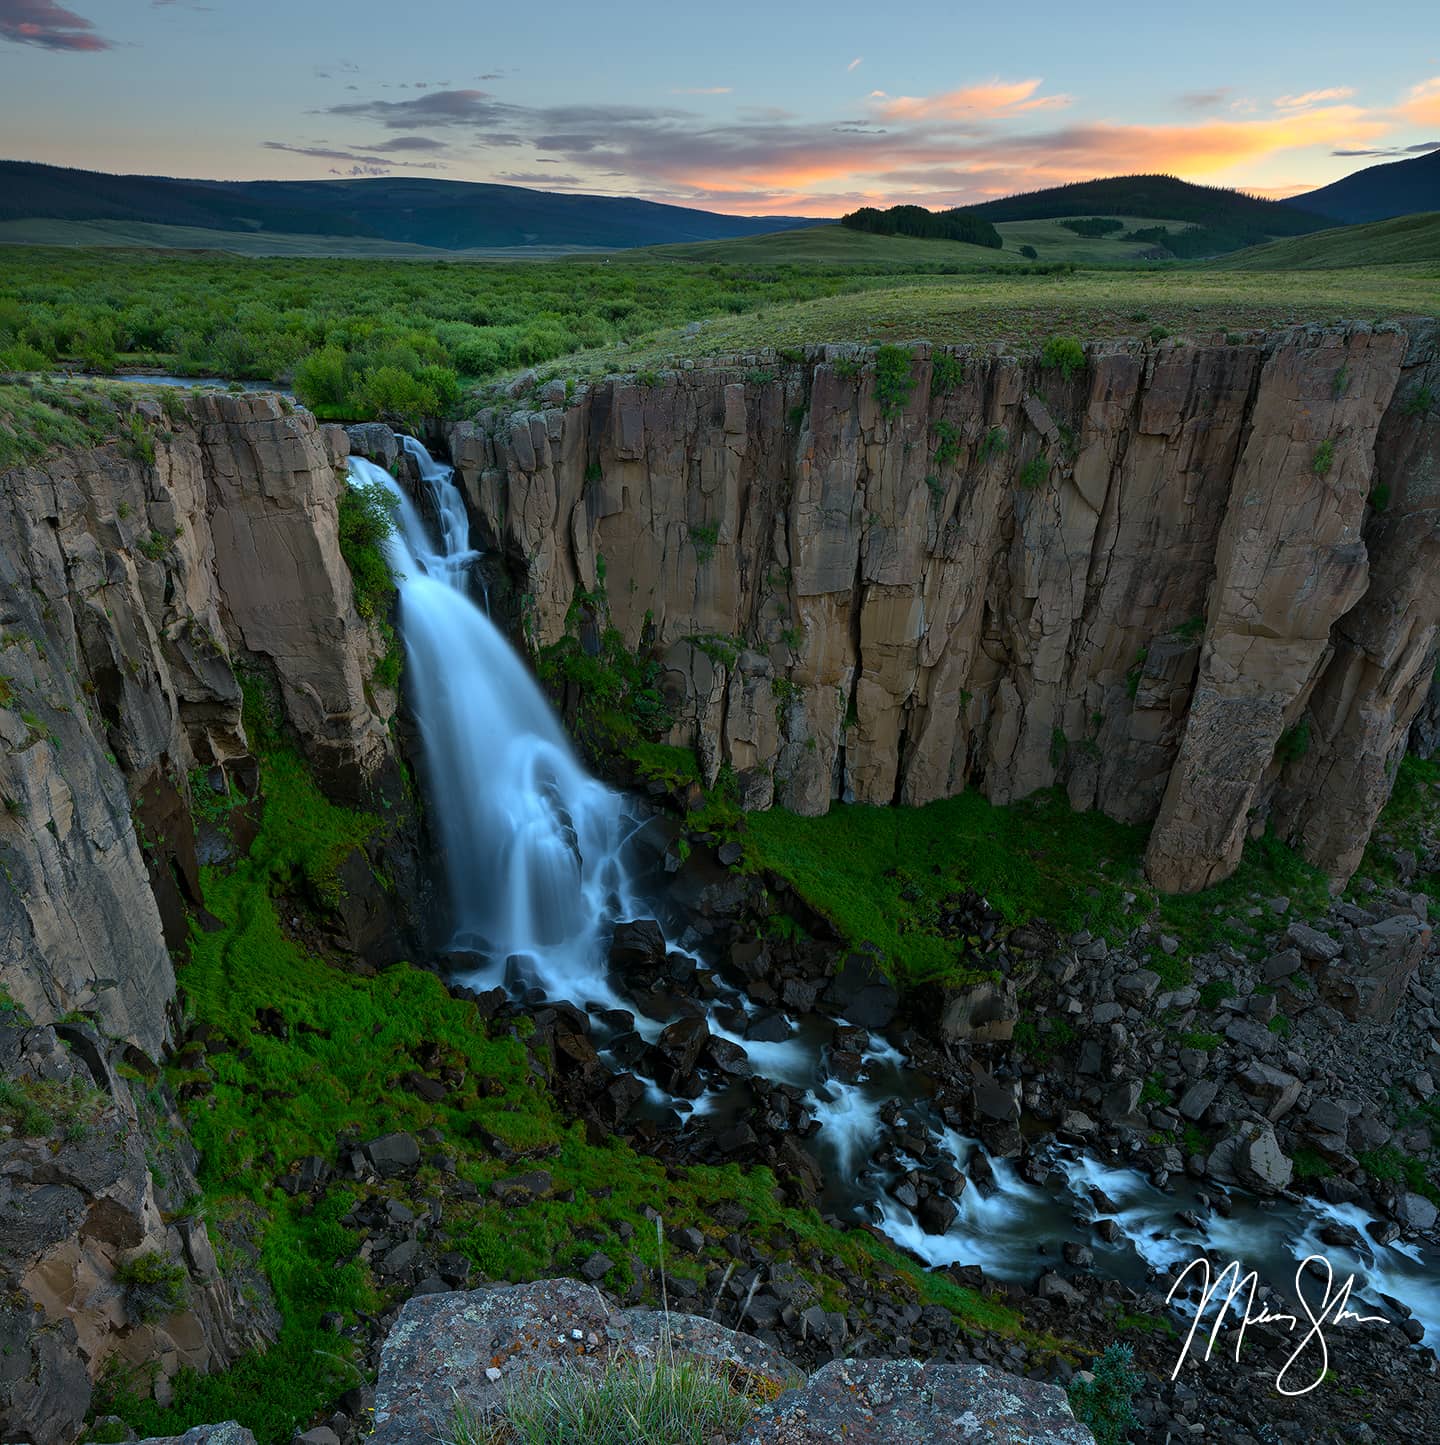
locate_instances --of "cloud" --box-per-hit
[1275,86,1355,108]
[262,141,443,170]
[1332,139,1440,157]
[496,171,583,185]
[1178,88,1235,112]
[322,79,1403,217]
[0,0,112,50]
[1400,76,1440,128]
[847,57,862,72]
[872,79,1071,120]
[671,86,732,95]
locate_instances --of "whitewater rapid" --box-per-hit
[354,437,1440,1351]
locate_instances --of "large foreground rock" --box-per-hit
[138,1426,257,1445]
[371,1279,802,1445]
[736,1358,1095,1443]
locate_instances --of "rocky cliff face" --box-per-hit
[451,321,1439,892]
[1,392,396,1440]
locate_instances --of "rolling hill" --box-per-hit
[959,175,1335,235]
[1286,148,1440,225]
[0,160,823,251]
[1208,212,1440,270]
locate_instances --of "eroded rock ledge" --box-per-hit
[452,322,1440,892]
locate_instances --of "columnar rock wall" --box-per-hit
[1,393,393,1056]
[450,322,1439,892]
[1,394,395,1441]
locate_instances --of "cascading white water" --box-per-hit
[349,443,643,1005]
[363,436,1440,1353]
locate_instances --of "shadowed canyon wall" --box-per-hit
[449,321,1440,893]
[1,393,394,1441]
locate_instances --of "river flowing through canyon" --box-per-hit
[352,437,1440,1356]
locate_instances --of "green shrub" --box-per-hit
[1018,244,1038,260]
[1197,979,1236,1009]
[337,477,398,622]
[1275,720,1310,764]
[292,346,351,411]
[448,1331,765,1445]
[930,351,964,397]
[1020,454,1048,489]
[1040,335,1086,381]
[1059,217,1124,238]
[1069,1342,1144,1445]
[121,412,156,465]
[1403,384,1435,418]
[1370,482,1390,511]
[1312,438,1334,477]
[978,426,1008,464]
[116,1251,189,1324]
[688,523,719,564]
[873,344,915,418]
[931,419,960,469]
[840,204,1002,249]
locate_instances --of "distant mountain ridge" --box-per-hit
[1286,149,1440,225]
[957,174,1334,234]
[0,161,824,250]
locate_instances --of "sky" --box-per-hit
[1,0,1437,216]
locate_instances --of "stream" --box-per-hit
[351,437,1440,1354]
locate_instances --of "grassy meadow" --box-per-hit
[1,219,1436,425]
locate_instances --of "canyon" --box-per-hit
[2,322,1439,1444]
[454,321,1440,892]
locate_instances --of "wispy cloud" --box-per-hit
[871,78,1071,120]
[1179,87,1235,112]
[262,140,444,170]
[496,170,582,185]
[671,86,732,95]
[846,57,863,72]
[1400,75,1440,127]
[1275,86,1355,108]
[0,0,112,50]
[1333,139,1440,157]
[322,75,1415,216]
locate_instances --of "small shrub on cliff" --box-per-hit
[1020,454,1049,490]
[116,1250,189,1324]
[1068,1342,1144,1445]
[930,351,964,397]
[978,426,1008,464]
[1275,720,1311,764]
[337,478,398,622]
[1404,384,1436,417]
[873,344,915,419]
[1040,335,1086,382]
[931,418,960,469]
[1312,438,1335,476]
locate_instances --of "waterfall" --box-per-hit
[348,440,642,1004]
[354,436,1440,1354]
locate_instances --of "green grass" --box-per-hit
[447,1338,764,1445]
[0,380,120,469]
[103,738,1048,1441]
[555,266,1438,380]
[1349,754,1440,906]
[1211,213,1440,271]
[743,789,1332,990]
[744,789,1147,986]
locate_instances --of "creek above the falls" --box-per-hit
[351,436,1440,1357]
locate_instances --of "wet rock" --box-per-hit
[824,955,899,1029]
[1101,1079,1144,1123]
[1236,1062,1302,1121]
[609,919,667,972]
[654,1016,710,1083]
